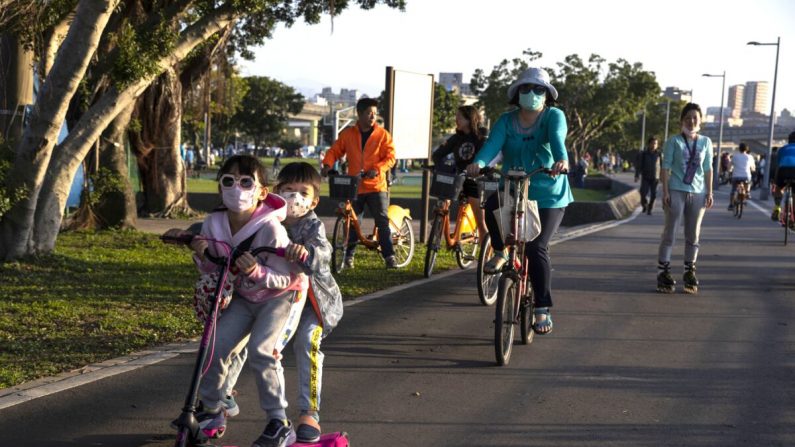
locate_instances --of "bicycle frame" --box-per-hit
[432,197,478,249]
[500,170,533,295]
[335,200,380,250]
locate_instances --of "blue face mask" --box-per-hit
[519,91,545,111]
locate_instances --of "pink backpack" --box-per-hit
[295,432,349,446]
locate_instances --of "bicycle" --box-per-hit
[327,171,415,273]
[780,181,794,246]
[423,168,480,278]
[731,180,750,219]
[160,234,296,447]
[492,167,552,366]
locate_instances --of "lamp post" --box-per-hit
[702,72,726,190]
[748,37,781,200]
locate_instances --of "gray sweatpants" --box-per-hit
[658,190,707,265]
[293,310,324,413]
[199,291,305,417]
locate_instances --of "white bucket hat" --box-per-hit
[507,67,559,101]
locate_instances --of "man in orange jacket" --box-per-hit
[321,98,397,269]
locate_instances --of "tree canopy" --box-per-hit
[234,75,304,150]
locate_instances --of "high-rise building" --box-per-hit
[662,86,692,102]
[742,81,769,115]
[439,72,472,96]
[727,84,744,118]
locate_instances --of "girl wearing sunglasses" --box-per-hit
[164,154,308,446]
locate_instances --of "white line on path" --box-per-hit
[0,211,640,410]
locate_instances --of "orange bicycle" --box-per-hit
[327,172,415,273]
[423,168,480,278]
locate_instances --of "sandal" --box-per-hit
[532,307,553,335]
[483,252,508,274]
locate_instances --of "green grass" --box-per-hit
[571,188,612,201]
[0,229,459,389]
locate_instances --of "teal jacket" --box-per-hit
[474,107,573,209]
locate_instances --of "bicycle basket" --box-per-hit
[329,175,360,200]
[430,171,465,200]
[477,177,500,204]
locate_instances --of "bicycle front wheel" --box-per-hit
[494,275,518,366]
[331,216,349,274]
[424,215,442,278]
[392,217,415,268]
[477,234,499,306]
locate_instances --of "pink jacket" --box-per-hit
[194,194,307,302]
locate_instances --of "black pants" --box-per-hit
[483,193,565,308]
[639,177,659,210]
[346,191,394,259]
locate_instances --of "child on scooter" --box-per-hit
[164,154,307,447]
[275,162,343,443]
[213,162,344,443]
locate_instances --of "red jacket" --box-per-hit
[322,124,396,193]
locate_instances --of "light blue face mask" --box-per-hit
[519,91,545,111]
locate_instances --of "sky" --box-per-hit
[240,0,795,117]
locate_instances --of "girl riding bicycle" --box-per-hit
[466,67,573,336]
[431,105,489,240]
[164,154,307,447]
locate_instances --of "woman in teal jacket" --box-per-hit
[466,67,572,335]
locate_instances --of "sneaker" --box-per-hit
[252,419,296,447]
[196,406,227,439]
[295,417,321,444]
[343,256,354,269]
[221,393,239,417]
[727,204,734,211]
[772,207,781,221]
[385,255,398,269]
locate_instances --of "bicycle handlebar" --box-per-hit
[160,234,297,266]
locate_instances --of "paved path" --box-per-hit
[2,183,793,446]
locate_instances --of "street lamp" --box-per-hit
[748,37,781,200]
[702,72,726,190]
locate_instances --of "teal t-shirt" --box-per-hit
[661,133,713,193]
[474,108,573,209]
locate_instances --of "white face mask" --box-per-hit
[222,186,259,212]
[281,191,313,218]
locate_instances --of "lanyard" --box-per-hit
[681,133,698,162]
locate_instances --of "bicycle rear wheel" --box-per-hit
[392,217,415,267]
[494,275,518,366]
[424,215,442,278]
[785,191,792,246]
[331,216,349,274]
[477,234,499,306]
[736,197,744,219]
[455,233,478,269]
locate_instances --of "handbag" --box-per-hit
[493,188,541,243]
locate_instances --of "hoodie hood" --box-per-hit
[207,194,287,247]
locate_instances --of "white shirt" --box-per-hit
[731,152,756,179]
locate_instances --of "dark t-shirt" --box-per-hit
[360,128,374,152]
[431,128,488,172]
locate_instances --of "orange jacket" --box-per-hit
[322,124,396,193]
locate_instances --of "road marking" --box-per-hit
[0,212,640,409]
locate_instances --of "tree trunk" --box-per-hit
[130,67,191,217]
[14,3,236,258]
[95,103,137,228]
[0,0,118,261]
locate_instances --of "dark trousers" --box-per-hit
[639,177,659,210]
[483,193,566,308]
[346,191,394,259]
